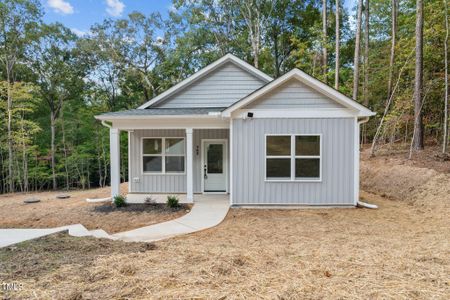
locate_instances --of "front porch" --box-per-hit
[109,124,231,204]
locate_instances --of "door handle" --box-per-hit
[204,165,208,179]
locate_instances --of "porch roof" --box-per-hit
[95,107,227,120]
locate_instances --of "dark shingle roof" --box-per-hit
[97,107,227,119]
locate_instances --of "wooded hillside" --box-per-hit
[0,0,449,193]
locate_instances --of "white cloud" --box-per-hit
[105,0,125,17]
[71,28,87,37]
[168,4,177,13]
[47,0,74,15]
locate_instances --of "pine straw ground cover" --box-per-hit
[1,188,449,299]
[0,183,190,234]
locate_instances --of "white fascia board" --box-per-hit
[111,117,230,130]
[137,54,272,109]
[231,108,359,119]
[222,69,376,118]
[95,114,223,121]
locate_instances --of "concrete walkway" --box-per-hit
[0,224,113,248]
[114,194,230,242]
[0,195,229,247]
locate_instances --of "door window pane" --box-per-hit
[166,156,185,173]
[295,158,320,178]
[166,138,185,155]
[143,138,162,154]
[266,158,291,178]
[267,136,291,155]
[296,136,320,156]
[207,144,223,173]
[143,156,162,172]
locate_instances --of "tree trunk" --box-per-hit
[6,62,14,193]
[353,0,363,100]
[443,0,449,154]
[387,0,398,101]
[61,108,70,190]
[50,111,57,190]
[335,0,340,89]
[370,50,415,156]
[273,30,280,77]
[254,20,260,69]
[322,0,328,82]
[21,118,28,192]
[363,0,370,106]
[413,0,424,150]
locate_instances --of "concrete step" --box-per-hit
[89,229,116,240]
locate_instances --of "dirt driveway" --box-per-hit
[0,183,189,234]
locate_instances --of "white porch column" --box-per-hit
[186,128,194,202]
[110,128,121,199]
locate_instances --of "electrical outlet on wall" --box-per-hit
[132,177,140,183]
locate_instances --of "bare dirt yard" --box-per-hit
[0,183,190,234]
[1,149,449,299]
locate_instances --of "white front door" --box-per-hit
[202,140,227,193]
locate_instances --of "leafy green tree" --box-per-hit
[0,0,42,192]
[28,23,85,190]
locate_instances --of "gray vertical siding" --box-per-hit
[244,79,344,109]
[232,118,355,205]
[155,62,266,108]
[129,129,228,193]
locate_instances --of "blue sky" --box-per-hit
[42,0,356,36]
[42,0,173,35]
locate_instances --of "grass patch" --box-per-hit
[0,232,154,280]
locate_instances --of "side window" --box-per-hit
[143,138,185,174]
[143,138,163,173]
[266,136,291,179]
[265,135,321,181]
[295,136,320,179]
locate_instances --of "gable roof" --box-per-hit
[222,68,375,118]
[138,54,273,109]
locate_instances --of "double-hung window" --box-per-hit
[266,134,321,181]
[142,138,185,174]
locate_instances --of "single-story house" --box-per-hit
[95,54,375,206]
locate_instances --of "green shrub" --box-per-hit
[166,195,180,208]
[113,195,127,208]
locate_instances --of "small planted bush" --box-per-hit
[113,195,127,208]
[166,195,180,208]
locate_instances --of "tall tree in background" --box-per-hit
[353,0,363,100]
[0,0,41,192]
[387,0,398,102]
[29,24,79,189]
[413,0,424,150]
[444,0,449,153]
[335,0,340,89]
[363,0,369,106]
[266,0,296,77]
[239,0,273,68]
[322,0,328,82]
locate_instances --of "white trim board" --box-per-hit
[95,114,224,121]
[222,69,375,118]
[138,54,273,109]
[232,108,359,119]
[111,118,230,130]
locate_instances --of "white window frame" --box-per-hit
[141,137,186,175]
[264,134,322,182]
